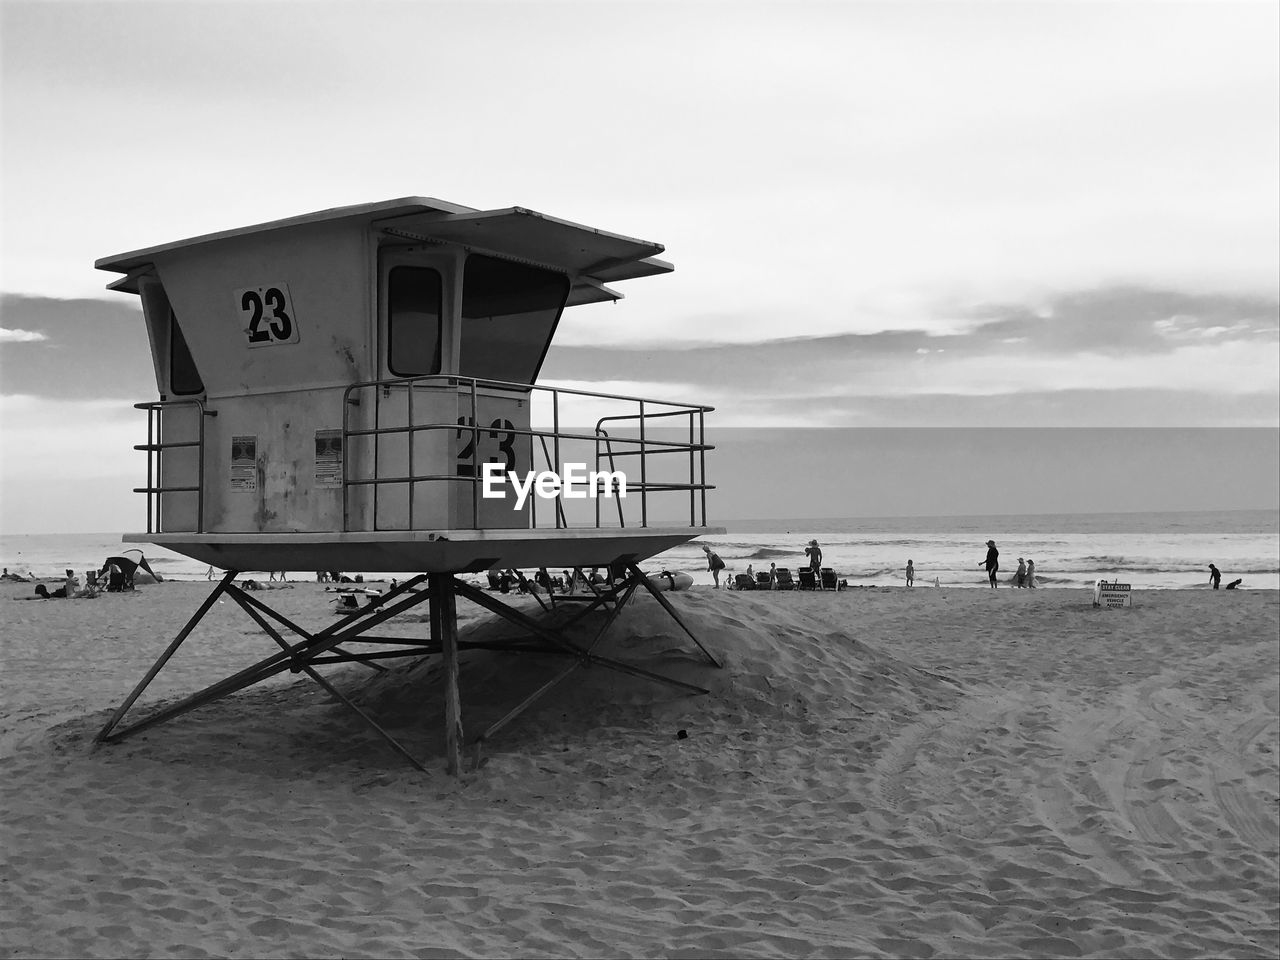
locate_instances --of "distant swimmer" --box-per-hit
[980,540,999,588]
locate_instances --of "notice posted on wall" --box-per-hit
[231,436,257,490]
[315,429,343,486]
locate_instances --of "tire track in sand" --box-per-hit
[1210,714,1280,852]
[1030,702,1143,886]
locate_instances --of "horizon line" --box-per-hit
[6,505,1278,539]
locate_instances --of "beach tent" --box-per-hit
[100,550,164,587]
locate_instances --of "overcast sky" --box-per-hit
[1,0,1277,533]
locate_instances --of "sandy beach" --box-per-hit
[1,579,1276,959]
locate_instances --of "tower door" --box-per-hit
[369,249,453,530]
[368,247,563,531]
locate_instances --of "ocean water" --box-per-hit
[679,509,1280,591]
[1,509,1276,590]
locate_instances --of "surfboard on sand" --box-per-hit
[646,570,693,592]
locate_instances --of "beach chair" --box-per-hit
[755,572,771,589]
[335,593,363,613]
[551,567,614,610]
[775,569,795,590]
[797,568,818,590]
[820,567,838,590]
[734,573,755,590]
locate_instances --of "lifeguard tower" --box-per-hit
[93,197,722,773]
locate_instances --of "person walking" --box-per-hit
[1026,559,1036,588]
[1016,558,1027,588]
[980,539,1000,588]
[905,559,915,587]
[702,544,725,589]
[805,539,823,578]
[1209,563,1222,589]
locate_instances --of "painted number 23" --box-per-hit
[456,417,517,476]
[240,285,296,346]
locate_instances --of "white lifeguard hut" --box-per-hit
[93,198,723,773]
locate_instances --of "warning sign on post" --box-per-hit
[231,436,257,490]
[1093,580,1132,608]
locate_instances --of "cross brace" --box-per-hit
[94,563,719,774]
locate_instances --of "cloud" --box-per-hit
[541,285,1279,424]
[3,285,1274,436]
[0,295,153,400]
[0,328,47,343]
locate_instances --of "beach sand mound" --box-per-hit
[340,591,962,758]
[40,590,960,784]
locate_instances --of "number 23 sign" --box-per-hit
[237,283,300,347]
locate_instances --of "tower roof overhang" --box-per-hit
[96,198,673,303]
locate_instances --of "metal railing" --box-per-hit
[133,398,215,534]
[341,374,715,532]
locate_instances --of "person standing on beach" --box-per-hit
[905,559,915,587]
[805,540,823,577]
[1016,558,1027,588]
[535,567,554,594]
[702,544,725,588]
[980,540,999,588]
[1026,559,1036,588]
[1209,563,1222,589]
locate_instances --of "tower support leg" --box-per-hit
[431,574,464,776]
[95,569,238,743]
[95,566,719,776]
